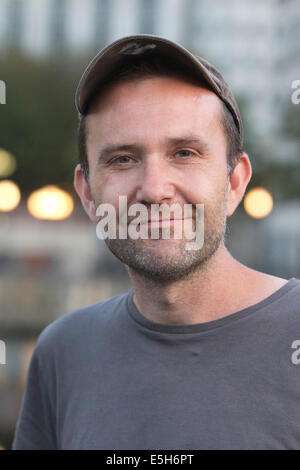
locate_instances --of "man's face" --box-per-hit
[81,76,231,283]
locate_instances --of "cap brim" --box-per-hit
[75,34,222,115]
[75,34,243,143]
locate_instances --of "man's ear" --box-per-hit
[226,152,252,217]
[73,164,98,223]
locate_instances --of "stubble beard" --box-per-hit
[102,186,229,285]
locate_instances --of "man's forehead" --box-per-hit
[85,78,225,153]
[87,74,222,117]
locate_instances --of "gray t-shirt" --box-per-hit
[12,278,300,450]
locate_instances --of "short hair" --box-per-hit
[78,57,243,182]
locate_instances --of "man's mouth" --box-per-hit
[130,218,193,228]
[143,219,176,228]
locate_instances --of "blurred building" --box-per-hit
[0,0,299,449]
[185,0,300,160]
[0,204,130,337]
[0,0,300,154]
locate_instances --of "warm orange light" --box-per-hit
[27,185,74,220]
[0,180,21,212]
[0,149,17,177]
[244,187,273,219]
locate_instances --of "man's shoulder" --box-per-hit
[35,289,131,356]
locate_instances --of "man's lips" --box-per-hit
[129,218,193,227]
[143,219,178,228]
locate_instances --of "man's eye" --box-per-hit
[112,155,133,164]
[175,150,195,158]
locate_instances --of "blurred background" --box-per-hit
[0,0,300,450]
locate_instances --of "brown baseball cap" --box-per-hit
[75,34,243,145]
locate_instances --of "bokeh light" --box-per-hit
[0,180,21,212]
[244,187,273,219]
[27,185,74,220]
[0,149,17,178]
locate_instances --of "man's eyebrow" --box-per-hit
[97,136,210,163]
[166,136,210,151]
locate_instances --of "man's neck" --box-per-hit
[127,245,288,325]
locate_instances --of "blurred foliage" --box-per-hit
[253,102,300,200]
[0,50,90,194]
[0,49,299,200]
[283,98,300,140]
[248,159,300,199]
[236,95,264,169]
[237,95,300,200]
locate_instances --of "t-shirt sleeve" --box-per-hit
[12,342,57,450]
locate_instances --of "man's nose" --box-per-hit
[135,155,176,204]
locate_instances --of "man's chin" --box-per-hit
[128,237,186,254]
[124,254,212,284]
[104,236,221,284]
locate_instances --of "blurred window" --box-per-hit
[139,0,156,34]
[8,0,23,47]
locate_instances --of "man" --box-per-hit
[13,35,300,450]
